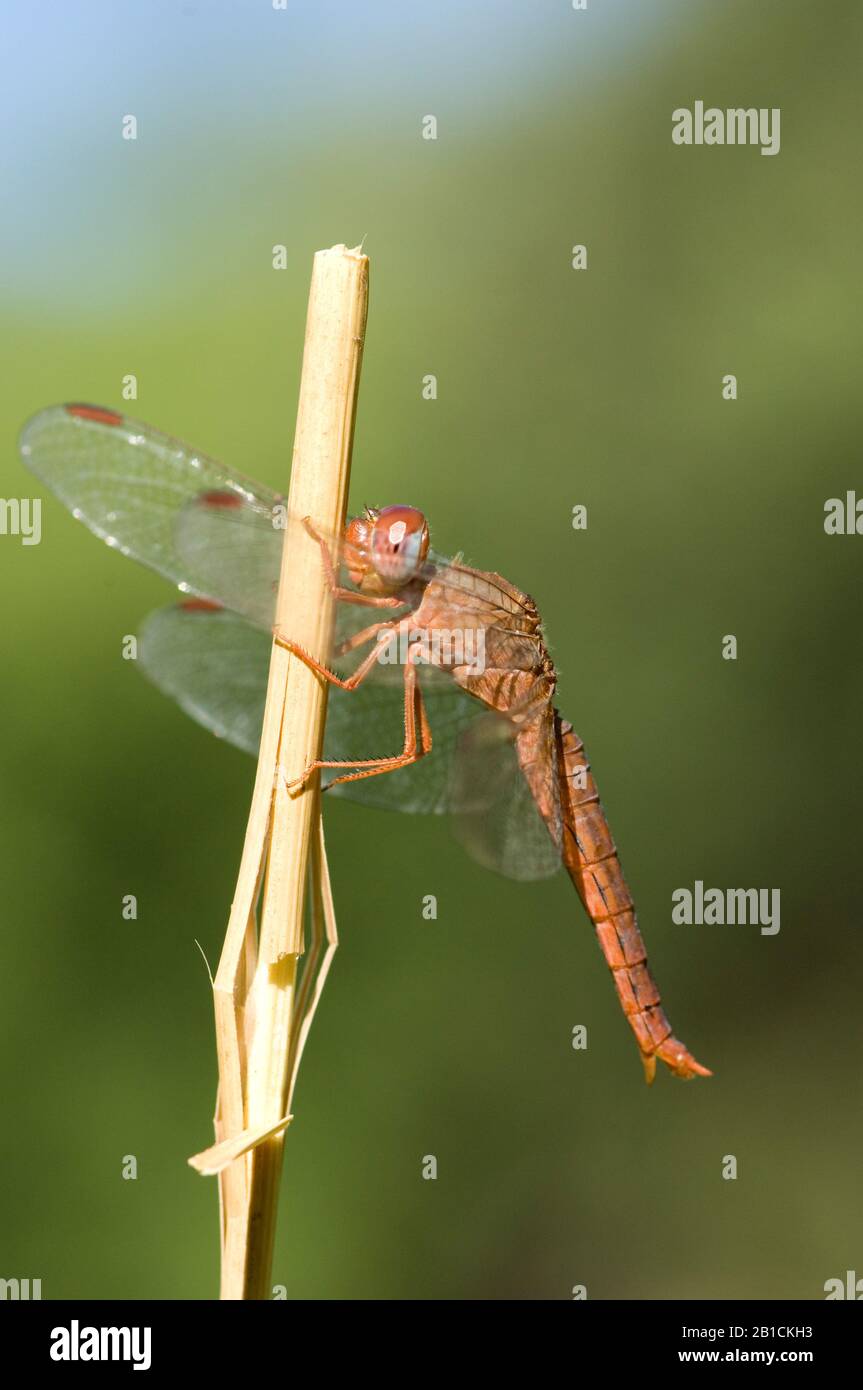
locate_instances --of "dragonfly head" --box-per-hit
[344,505,429,594]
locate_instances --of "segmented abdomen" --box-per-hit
[554,715,710,1082]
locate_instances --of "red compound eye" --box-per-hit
[370,505,429,585]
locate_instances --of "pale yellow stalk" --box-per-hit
[188,243,369,1299]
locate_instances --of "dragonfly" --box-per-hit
[20,402,710,1084]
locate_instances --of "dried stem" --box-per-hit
[189,243,369,1299]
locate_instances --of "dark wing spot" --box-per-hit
[179,598,224,613]
[197,490,243,509]
[65,403,124,426]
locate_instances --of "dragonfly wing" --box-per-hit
[173,490,285,628]
[19,404,282,623]
[448,708,563,881]
[139,603,270,755]
[136,602,479,804]
[137,605,562,880]
[324,675,486,813]
[328,679,563,881]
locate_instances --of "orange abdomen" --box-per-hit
[555,716,710,1083]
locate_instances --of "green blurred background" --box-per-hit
[1,0,861,1300]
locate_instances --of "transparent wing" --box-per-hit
[137,602,485,808]
[139,603,270,754]
[135,604,562,880]
[173,488,287,628]
[19,405,535,642]
[331,688,562,878]
[325,669,488,814]
[19,403,282,624]
[448,709,563,881]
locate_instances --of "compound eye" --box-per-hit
[371,505,429,584]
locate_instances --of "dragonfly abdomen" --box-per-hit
[554,716,710,1083]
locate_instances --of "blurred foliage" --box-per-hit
[1,0,861,1298]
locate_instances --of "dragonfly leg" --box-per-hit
[301,516,404,610]
[284,652,432,793]
[274,618,408,692]
[334,619,395,658]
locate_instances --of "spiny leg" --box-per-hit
[286,652,432,793]
[334,619,396,659]
[274,617,409,692]
[319,657,434,789]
